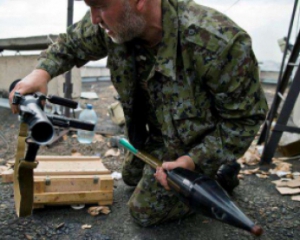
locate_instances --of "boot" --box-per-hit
[215,162,241,194]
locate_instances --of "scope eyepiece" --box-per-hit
[12,91,23,105]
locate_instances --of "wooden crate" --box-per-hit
[33,156,113,208]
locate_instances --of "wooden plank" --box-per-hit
[273,179,300,188]
[276,187,300,195]
[98,200,114,206]
[1,169,14,183]
[287,179,300,188]
[36,156,101,161]
[99,175,114,191]
[34,191,113,204]
[272,179,291,187]
[34,181,45,194]
[34,156,110,176]
[292,195,300,201]
[33,199,113,207]
[34,175,113,193]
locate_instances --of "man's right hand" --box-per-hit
[9,69,51,114]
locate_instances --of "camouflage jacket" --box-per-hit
[36,0,268,175]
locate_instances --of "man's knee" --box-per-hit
[128,205,158,227]
[122,169,141,186]
[122,152,145,186]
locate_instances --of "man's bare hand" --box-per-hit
[9,69,51,114]
[154,155,195,190]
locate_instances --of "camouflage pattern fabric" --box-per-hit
[122,138,191,226]
[35,0,268,226]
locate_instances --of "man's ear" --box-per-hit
[135,0,147,12]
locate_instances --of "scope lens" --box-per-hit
[31,122,54,144]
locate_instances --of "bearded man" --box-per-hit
[10,0,268,227]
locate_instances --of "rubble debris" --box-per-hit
[293,172,300,179]
[25,234,33,240]
[6,159,15,167]
[81,224,92,229]
[71,149,82,156]
[87,206,111,216]
[1,168,14,183]
[270,161,292,173]
[237,147,260,166]
[55,222,65,229]
[276,187,300,195]
[240,168,260,175]
[111,171,122,180]
[272,179,300,201]
[291,195,300,201]
[272,179,292,187]
[237,174,244,179]
[280,178,300,188]
[275,171,292,178]
[0,165,9,175]
[93,134,105,143]
[256,174,269,179]
[104,149,120,157]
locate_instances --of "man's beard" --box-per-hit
[111,1,146,44]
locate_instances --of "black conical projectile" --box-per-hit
[167,168,263,236]
[115,137,263,236]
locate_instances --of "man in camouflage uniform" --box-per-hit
[10,0,268,227]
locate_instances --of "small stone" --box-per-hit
[68,224,75,229]
[286,233,294,238]
[25,234,33,240]
[3,229,12,235]
[284,215,294,220]
[0,204,7,209]
[55,223,64,229]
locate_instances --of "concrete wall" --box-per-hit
[80,66,110,78]
[260,71,280,84]
[0,55,81,98]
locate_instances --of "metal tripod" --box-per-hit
[258,0,300,164]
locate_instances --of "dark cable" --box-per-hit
[224,0,242,13]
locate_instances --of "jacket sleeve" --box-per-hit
[188,32,268,177]
[36,11,108,78]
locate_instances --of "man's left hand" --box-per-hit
[154,155,195,190]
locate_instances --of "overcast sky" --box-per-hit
[0,0,298,64]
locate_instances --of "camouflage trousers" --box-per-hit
[121,142,191,227]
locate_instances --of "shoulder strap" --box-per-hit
[14,123,39,217]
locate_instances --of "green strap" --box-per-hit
[14,123,38,217]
